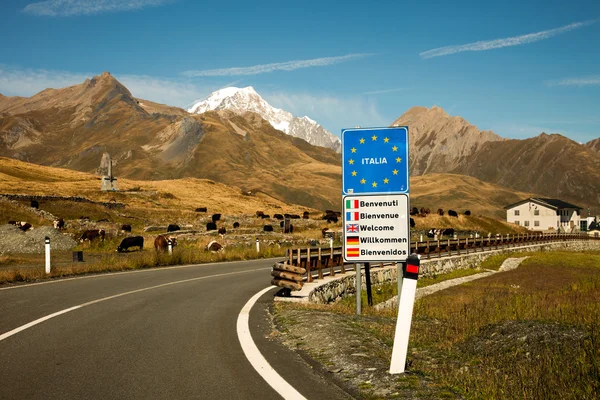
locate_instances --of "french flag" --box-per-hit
[346,211,359,221]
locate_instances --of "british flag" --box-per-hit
[346,223,359,233]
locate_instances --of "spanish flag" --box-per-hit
[346,248,360,257]
[346,236,359,245]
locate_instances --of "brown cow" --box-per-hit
[80,229,105,242]
[154,235,178,252]
[437,208,444,216]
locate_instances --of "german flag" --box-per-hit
[346,248,360,257]
[346,236,359,245]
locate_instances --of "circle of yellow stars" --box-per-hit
[347,135,403,188]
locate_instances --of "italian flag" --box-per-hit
[346,199,359,209]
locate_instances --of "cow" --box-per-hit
[117,236,144,252]
[464,210,471,216]
[195,207,207,212]
[322,228,334,239]
[273,214,284,220]
[31,200,39,209]
[261,214,271,219]
[426,229,437,238]
[325,215,338,223]
[448,210,458,217]
[80,229,105,242]
[440,228,455,237]
[437,208,444,216]
[233,222,240,229]
[218,227,227,235]
[18,222,32,232]
[410,217,415,228]
[263,225,274,232]
[303,211,310,219]
[167,224,180,232]
[283,224,294,234]
[206,222,217,231]
[154,235,178,252]
[410,207,419,216]
[53,218,65,230]
[8,220,17,225]
[256,211,264,218]
[120,224,132,232]
[207,241,223,252]
[212,214,221,222]
[289,214,300,219]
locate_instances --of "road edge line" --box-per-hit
[237,286,307,400]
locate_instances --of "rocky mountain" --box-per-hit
[188,87,341,152]
[392,106,600,208]
[0,73,341,210]
[586,138,600,153]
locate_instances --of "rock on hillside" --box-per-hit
[392,106,505,176]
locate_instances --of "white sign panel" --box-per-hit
[343,194,410,262]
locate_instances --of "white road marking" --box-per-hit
[0,257,281,291]
[0,268,269,343]
[237,287,307,400]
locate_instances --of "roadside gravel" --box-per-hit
[0,224,77,254]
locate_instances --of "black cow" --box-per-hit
[289,214,300,219]
[256,211,264,217]
[448,210,458,217]
[117,236,144,252]
[167,224,180,232]
[464,210,471,216]
[31,200,39,209]
[410,207,419,216]
[441,228,455,237]
[273,214,284,220]
[218,227,227,235]
[410,217,415,228]
[437,208,444,216]
[212,214,221,222]
[303,211,310,219]
[195,207,207,212]
[120,224,132,232]
[80,229,105,242]
[233,222,240,229]
[206,222,217,231]
[263,225,274,232]
[426,229,436,238]
[19,222,32,232]
[325,215,338,223]
[261,214,271,219]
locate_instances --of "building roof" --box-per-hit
[504,197,583,210]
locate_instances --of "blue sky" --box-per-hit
[1,0,599,143]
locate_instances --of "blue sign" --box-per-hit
[342,127,409,195]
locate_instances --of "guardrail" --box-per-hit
[271,232,597,291]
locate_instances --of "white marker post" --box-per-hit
[167,239,173,255]
[329,237,333,249]
[389,254,420,374]
[44,236,51,274]
[256,238,260,253]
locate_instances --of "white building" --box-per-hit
[504,198,583,232]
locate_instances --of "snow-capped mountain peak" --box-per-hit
[188,87,341,152]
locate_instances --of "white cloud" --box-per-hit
[420,19,598,59]
[263,91,387,135]
[24,0,172,16]
[0,66,90,96]
[182,53,375,77]
[363,87,407,95]
[545,76,600,86]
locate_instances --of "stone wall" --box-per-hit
[308,240,600,304]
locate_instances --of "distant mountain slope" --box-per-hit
[0,73,341,210]
[586,138,600,153]
[188,87,341,152]
[392,106,600,209]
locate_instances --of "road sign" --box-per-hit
[342,127,409,195]
[343,194,410,262]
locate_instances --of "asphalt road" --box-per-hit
[0,259,352,400]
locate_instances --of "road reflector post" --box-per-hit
[44,236,51,274]
[389,254,420,374]
[167,239,173,255]
[256,238,260,253]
